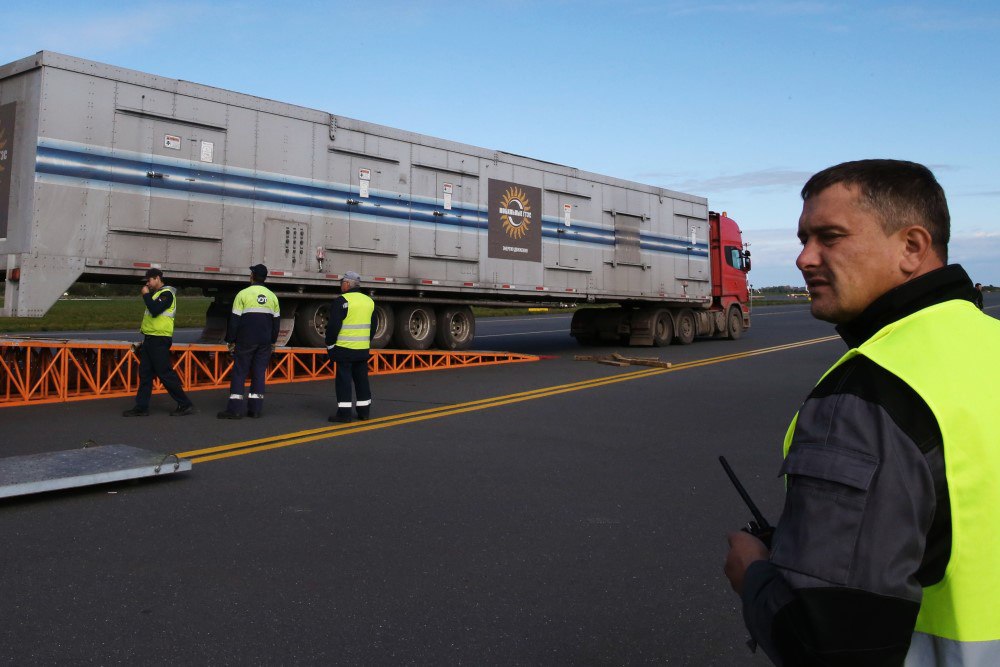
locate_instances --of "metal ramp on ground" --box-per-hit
[0,444,191,499]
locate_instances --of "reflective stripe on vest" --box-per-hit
[784,300,1000,655]
[906,632,1000,666]
[140,286,177,336]
[335,291,374,350]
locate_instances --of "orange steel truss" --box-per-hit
[0,339,537,408]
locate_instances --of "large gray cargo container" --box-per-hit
[0,51,750,349]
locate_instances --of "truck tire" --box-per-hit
[595,308,628,345]
[726,307,744,340]
[371,302,394,349]
[435,305,476,351]
[294,301,329,348]
[674,309,696,345]
[652,309,674,347]
[394,304,437,350]
[571,308,599,345]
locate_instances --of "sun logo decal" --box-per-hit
[499,186,532,239]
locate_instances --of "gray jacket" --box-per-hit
[742,265,981,666]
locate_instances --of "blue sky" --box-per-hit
[5,1,999,287]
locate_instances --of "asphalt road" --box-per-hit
[0,297,996,665]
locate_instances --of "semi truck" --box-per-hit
[0,51,751,350]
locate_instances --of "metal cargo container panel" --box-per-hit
[0,51,712,318]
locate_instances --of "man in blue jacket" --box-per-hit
[218,264,280,419]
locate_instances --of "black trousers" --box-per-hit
[135,335,192,410]
[328,346,372,418]
[226,343,272,416]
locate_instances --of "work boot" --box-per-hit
[328,411,352,423]
[170,404,195,417]
[247,411,261,419]
[122,407,149,417]
[217,410,243,420]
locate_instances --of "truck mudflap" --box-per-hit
[0,444,192,499]
[199,297,296,346]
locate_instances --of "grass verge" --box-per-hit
[0,297,213,333]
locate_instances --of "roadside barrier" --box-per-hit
[0,339,537,408]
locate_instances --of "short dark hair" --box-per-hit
[144,268,163,279]
[801,159,950,259]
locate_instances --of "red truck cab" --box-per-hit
[709,211,751,332]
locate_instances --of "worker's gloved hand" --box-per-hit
[227,342,236,354]
[271,344,277,353]
[130,342,142,354]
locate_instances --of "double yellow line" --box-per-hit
[180,335,839,464]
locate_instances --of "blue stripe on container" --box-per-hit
[36,143,709,258]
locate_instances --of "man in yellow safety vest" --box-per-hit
[723,160,1000,665]
[123,268,195,417]
[325,270,375,423]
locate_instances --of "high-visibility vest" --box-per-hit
[783,300,1000,663]
[232,284,280,318]
[335,291,374,350]
[140,286,177,336]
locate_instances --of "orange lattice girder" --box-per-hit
[0,340,537,407]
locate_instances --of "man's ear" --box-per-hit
[899,225,935,275]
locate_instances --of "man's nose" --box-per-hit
[796,241,817,271]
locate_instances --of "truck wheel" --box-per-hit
[726,307,744,340]
[674,309,696,345]
[393,304,437,350]
[571,308,599,345]
[595,308,628,345]
[294,301,329,348]
[652,310,674,347]
[435,306,476,351]
[371,302,395,349]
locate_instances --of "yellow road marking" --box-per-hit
[181,335,839,464]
